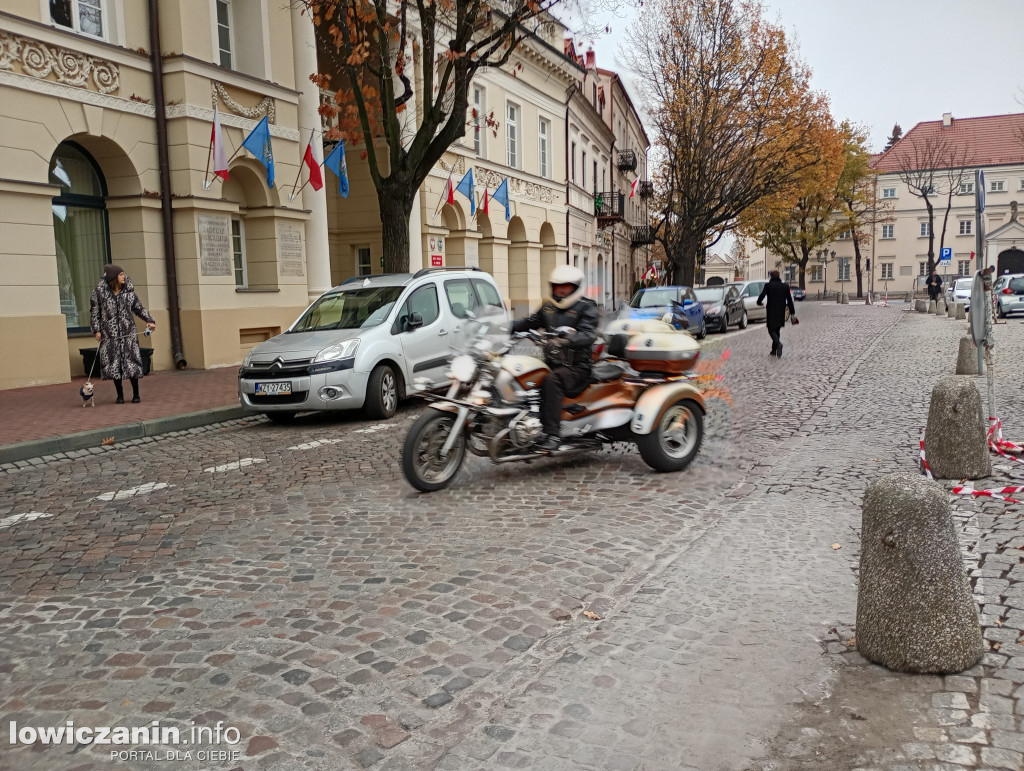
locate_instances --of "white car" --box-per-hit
[950,277,973,310]
[994,273,1024,317]
[725,280,768,323]
[239,268,508,422]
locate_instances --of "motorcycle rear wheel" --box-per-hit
[402,411,467,492]
[636,399,703,472]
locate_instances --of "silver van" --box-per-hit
[238,268,507,422]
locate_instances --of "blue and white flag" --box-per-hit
[242,116,275,188]
[455,168,475,215]
[491,178,510,222]
[324,141,350,199]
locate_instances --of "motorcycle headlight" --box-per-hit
[448,354,477,383]
[314,339,360,362]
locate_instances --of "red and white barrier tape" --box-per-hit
[920,426,1023,505]
[988,418,1024,464]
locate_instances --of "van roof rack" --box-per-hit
[412,266,483,279]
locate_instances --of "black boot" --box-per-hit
[114,379,124,404]
[536,434,560,451]
[130,378,140,403]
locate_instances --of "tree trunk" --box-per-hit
[853,238,863,297]
[378,181,416,273]
[673,234,702,287]
[924,196,936,275]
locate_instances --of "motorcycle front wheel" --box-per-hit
[402,410,468,492]
[636,399,704,472]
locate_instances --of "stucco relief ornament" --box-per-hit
[212,82,275,123]
[90,60,118,93]
[52,48,90,87]
[19,39,53,78]
[0,33,20,71]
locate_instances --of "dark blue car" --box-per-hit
[618,286,707,339]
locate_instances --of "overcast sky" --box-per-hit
[589,0,1024,153]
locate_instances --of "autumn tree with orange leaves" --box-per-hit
[629,0,831,287]
[306,0,597,272]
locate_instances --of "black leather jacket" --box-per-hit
[512,297,600,368]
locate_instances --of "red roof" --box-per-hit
[873,113,1024,172]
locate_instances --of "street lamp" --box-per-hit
[817,248,833,299]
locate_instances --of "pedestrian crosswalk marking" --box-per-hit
[287,439,344,450]
[95,482,172,501]
[0,512,53,529]
[203,458,266,473]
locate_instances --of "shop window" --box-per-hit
[50,142,111,331]
[232,218,247,287]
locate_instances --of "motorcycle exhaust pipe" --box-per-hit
[491,446,592,464]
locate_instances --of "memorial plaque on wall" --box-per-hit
[198,215,232,276]
[278,223,305,277]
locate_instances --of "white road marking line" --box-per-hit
[353,424,398,434]
[288,439,344,451]
[95,482,172,501]
[203,458,266,473]
[0,512,53,529]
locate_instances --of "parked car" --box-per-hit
[726,280,768,322]
[994,273,1024,317]
[950,277,973,310]
[790,285,806,301]
[694,285,746,333]
[238,268,508,423]
[618,285,707,338]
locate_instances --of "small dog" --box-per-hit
[80,382,95,407]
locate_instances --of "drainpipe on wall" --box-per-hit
[149,0,186,368]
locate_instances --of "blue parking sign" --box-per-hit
[939,247,952,264]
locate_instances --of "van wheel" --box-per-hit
[636,399,703,472]
[365,364,399,419]
[265,412,296,424]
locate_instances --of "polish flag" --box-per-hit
[629,178,639,199]
[303,137,323,191]
[444,174,455,205]
[212,105,229,181]
[482,188,489,215]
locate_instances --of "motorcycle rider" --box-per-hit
[512,264,600,450]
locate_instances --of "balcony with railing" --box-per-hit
[617,149,637,172]
[637,180,654,198]
[595,190,625,223]
[631,225,656,248]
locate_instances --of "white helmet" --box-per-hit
[549,264,586,309]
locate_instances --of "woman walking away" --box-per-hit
[90,264,156,403]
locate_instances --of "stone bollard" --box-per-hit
[866,292,873,305]
[928,299,937,313]
[947,302,956,318]
[841,293,850,304]
[906,292,914,302]
[857,473,984,674]
[923,376,991,479]
[955,337,979,375]
[955,303,967,320]
[836,292,842,304]
[916,299,928,312]
[935,299,946,315]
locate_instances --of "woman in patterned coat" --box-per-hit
[90,264,156,403]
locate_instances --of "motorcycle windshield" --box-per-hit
[454,308,512,356]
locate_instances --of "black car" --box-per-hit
[790,285,806,301]
[694,285,747,332]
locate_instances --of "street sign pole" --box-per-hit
[976,170,986,271]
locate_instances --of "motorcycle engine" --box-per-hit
[511,415,543,447]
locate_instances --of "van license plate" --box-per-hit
[255,382,291,396]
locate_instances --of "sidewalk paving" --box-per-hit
[0,368,245,464]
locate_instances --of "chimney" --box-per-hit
[942,112,952,128]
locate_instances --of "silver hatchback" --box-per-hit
[238,268,507,422]
[995,273,1024,317]
[726,280,768,323]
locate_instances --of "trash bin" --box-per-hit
[80,347,153,376]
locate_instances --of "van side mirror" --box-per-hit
[407,312,424,330]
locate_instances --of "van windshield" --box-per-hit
[290,287,404,332]
[954,279,973,291]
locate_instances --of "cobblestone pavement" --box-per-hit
[1,302,1022,770]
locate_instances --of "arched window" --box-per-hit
[50,143,111,330]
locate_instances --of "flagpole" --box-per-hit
[433,173,452,219]
[202,131,214,191]
[289,129,316,202]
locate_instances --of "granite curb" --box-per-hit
[0,405,249,465]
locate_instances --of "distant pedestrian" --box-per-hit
[756,270,798,358]
[926,270,943,301]
[90,265,156,404]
